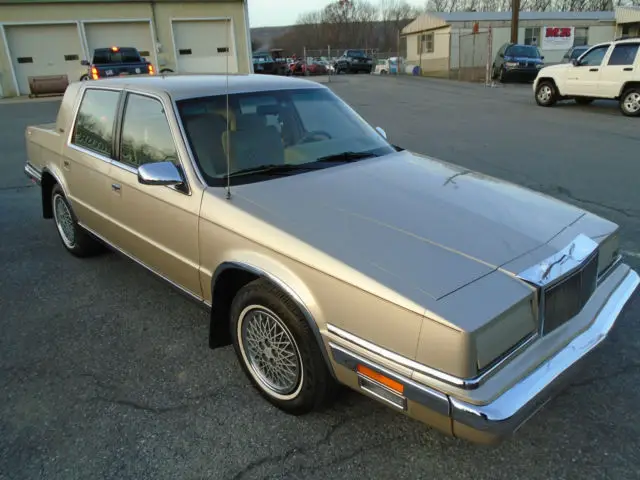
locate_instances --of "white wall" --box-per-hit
[407,22,616,69]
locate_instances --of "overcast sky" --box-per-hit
[248,0,425,28]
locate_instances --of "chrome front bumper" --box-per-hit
[25,162,42,185]
[328,266,639,444]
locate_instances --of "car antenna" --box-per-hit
[224,17,232,200]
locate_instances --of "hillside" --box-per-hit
[250,19,412,54]
[250,26,292,51]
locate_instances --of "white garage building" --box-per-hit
[0,0,252,97]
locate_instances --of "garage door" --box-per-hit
[6,24,85,95]
[84,22,154,63]
[172,20,238,74]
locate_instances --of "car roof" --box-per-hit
[594,37,640,47]
[86,73,327,100]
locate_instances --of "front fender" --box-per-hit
[208,252,337,379]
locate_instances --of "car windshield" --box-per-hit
[506,45,541,58]
[92,48,141,64]
[177,87,396,186]
[571,47,589,59]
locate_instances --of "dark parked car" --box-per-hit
[561,45,591,64]
[334,49,373,74]
[81,46,154,81]
[252,49,290,76]
[492,43,544,83]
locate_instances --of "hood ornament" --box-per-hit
[517,235,597,288]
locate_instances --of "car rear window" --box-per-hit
[93,48,142,64]
[505,45,541,58]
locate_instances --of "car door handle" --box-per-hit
[623,67,633,71]
[589,68,598,72]
[111,183,121,192]
[63,160,70,169]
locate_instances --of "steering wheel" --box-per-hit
[297,130,332,144]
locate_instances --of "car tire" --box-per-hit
[51,184,103,257]
[535,80,558,107]
[230,278,337,415]
[499,68,507,83]
[619,87,640,117]
[575,97,594,105]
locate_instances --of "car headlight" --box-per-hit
[536,63,544,69]
[597,230,620,277]
[505,61,518,68]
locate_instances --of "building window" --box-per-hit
[419,33,434,54]
[574,27,588,46]
[524,27,540,46]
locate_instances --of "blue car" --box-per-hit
[492,43,545,83]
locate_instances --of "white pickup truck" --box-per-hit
[533,37,640,116]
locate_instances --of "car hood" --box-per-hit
[539,63,570,73]
[505,56,543,64]
[228,150,587,301]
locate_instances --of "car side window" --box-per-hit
[71,88,120,158]
[607,43,640,66]
[119,93,179,169]
[577,45,609,66]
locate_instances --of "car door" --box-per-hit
[564,43,611,96]
[597,42,640,98]
[107,90,203,299]
[494,44,507,71]
[63,87,121,239]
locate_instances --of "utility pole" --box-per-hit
[510,0,520,43]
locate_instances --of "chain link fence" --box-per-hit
[293,32,493,82]
[301,48,382,64]
[400,28,494,83]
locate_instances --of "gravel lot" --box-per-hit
[1,76,639,480]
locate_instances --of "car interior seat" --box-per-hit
[222,113,285,172]
[182,112,229,177]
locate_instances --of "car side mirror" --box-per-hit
[375,126,387,139]
[138,161,183,186]
[499,53,504,58]
[571,58,579,66]
[81,59,90,66]
[541,56,545,60]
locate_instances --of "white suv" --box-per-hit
[533,37,640,117]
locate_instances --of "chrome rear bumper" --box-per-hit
[328,266,639,444]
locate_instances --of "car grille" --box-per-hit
[542,251,599,335]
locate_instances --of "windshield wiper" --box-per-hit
[227,163,322,178]
[315,151,378,163]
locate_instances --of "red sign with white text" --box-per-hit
[541,26,575,50]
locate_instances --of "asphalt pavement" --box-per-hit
[1,76,639,480]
